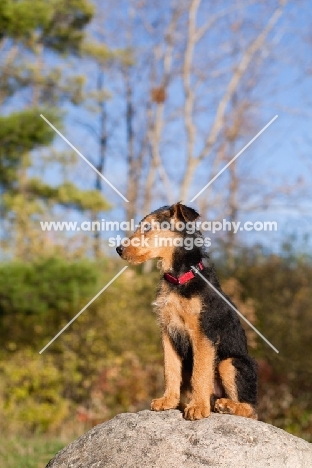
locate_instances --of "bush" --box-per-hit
[0,253,311,441]
[0,349,70,433]
[0,257,99,349]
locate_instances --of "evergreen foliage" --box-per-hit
[0,109,59,189]
[0,0,94,52]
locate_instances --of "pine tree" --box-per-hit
[0,0,109,259]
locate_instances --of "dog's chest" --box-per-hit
[153,285,202,335]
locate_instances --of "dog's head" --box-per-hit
[116,202,201,267]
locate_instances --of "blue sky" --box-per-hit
[22,0,312,255]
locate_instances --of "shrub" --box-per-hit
[0,349,70,433]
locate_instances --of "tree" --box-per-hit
[73,34,129,253]
[0,0,110,259]
[77,0,303,253]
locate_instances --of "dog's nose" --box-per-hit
[116,245,124,256]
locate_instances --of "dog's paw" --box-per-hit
[214,398,258,419]
[151,395,179,411]
[214,398,235,414]
[184,401,210,420]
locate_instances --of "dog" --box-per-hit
[116,202,258,421]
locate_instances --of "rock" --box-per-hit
[46,410,312,468]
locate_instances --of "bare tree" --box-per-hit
[73,0,307,257]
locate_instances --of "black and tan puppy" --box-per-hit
[116,203,258,420]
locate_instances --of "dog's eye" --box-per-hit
[142,223,152,233]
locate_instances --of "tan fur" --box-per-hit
[153,284,215,420]
[214,398,258,419]
[155,283,202,328]
[215,359,258,419]
[218,358,238,401]
[184,326,215,420]
[151,331,182,411]
[120,218,177,268]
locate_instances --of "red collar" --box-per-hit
[164,261,204,285]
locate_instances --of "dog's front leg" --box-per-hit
[151,330,182,411]
[184,331,215,420]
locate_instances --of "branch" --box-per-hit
[198,0,287,163]
[180,0,201,200]
[146,5,184,204]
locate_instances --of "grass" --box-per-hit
[0,436,70,468]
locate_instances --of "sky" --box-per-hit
[19,0,312,256]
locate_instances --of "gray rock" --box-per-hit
[47,410,312,468]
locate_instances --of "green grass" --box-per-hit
[0,436,69,468]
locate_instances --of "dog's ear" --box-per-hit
[171,202,200,222]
